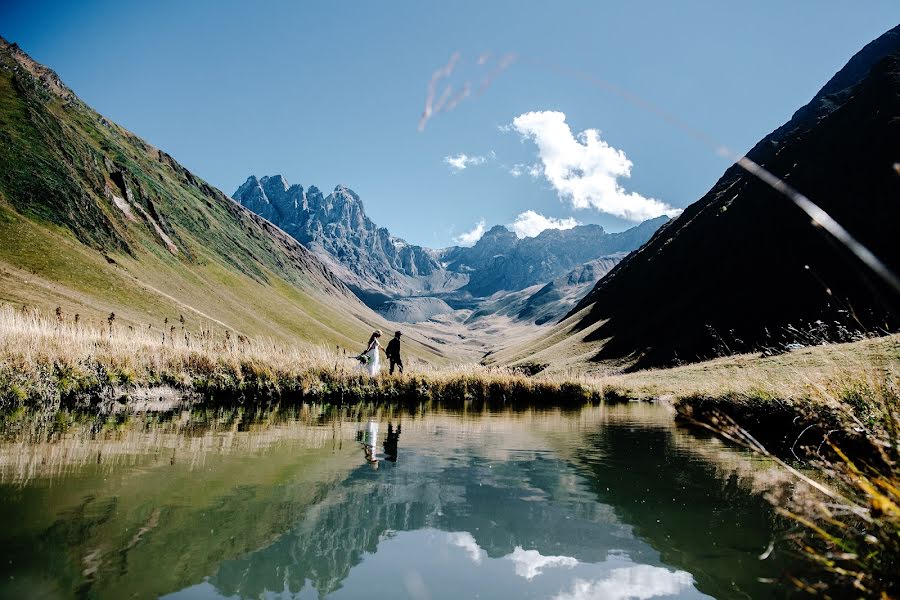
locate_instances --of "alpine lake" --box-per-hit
[0,400,810,599]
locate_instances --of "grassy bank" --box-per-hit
[617,338,899,598]
[0,305,607,410]
[610,335,900,459]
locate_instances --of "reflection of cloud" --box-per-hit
[404,569,432,600]
[507,546,578,580]
[447,532,484,565]
[552,565,694,600]
[455,219,486,246]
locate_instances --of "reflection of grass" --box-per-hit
[662,342,899,598]
[0,305,606,409]
[686,404,899,599]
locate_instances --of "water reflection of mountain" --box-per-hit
[209,417,797,599]
[0,405,801,599]
[211,451,635,598]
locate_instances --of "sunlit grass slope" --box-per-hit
[0,38,446,363]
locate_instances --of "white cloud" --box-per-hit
[510,110,681,222]
[444,153,488,172]
[507,546,578,580]
[552,565,694,600]
[509,163,542,179]
[455,219,486,246]
[510,210,579,238]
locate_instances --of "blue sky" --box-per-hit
[2,1,898,247]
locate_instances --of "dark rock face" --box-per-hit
[567,24,900,369]
[445,218,667,297]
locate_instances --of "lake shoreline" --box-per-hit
[2,307,897,596]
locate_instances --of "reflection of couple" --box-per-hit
[359,420,401,465]
[357,330,403,376]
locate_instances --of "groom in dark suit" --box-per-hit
[386,331,403,374]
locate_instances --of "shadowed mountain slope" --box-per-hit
[557,25,900,370]
[467,254,627,326]
[0,38,446,360]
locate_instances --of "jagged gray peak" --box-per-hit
[233,175,455,301]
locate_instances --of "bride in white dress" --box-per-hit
[359,330,384,376]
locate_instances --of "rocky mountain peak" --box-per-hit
[332,184,359,201]
[234,174,667,307]
[234,175,450,301]
[234,175,261,197]
[478,225,517,246]
[260,174,289,194]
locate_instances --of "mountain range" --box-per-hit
[232,175,459,305]
[232,175,668,320]
[2,22,897,373]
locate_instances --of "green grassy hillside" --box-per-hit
[0,38,447,362]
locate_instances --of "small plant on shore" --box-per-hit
[688,390,899,599]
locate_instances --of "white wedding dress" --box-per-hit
[361,343,381,376]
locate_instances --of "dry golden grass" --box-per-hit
[615,335,899,401]
[0,304,609,408]
[2,303,897,416]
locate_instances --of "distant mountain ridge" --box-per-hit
[467,253,628,326]
[444,217,668,297]
[233,175,668,312]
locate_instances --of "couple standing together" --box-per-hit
[359,330,403,376]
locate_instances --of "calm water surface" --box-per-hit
[0,403,805,599]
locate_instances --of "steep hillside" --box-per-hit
[533,25,900,371]
[0,38,447,361]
